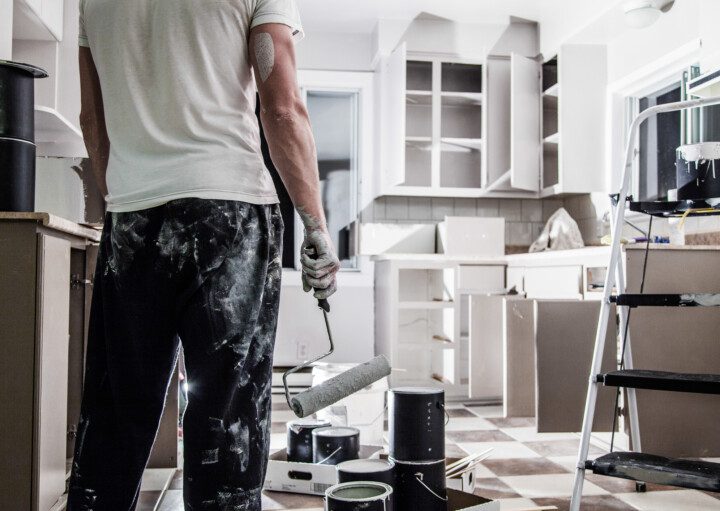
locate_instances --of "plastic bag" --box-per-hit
[529,207,585,252]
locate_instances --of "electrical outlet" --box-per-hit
[296,341,308,361]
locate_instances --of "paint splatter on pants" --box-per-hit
[68,199,283,511]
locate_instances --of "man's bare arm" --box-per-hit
[250,24,340,299]
[79,46,109,197]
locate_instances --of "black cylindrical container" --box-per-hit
[286,418,332,463]
[389,387,445,462]
[676,142,720,201]
[325,481,393,511]
[391,458,446,511]
[0,61,48,142]
[0,138,36,212]
[313,426,360,465]
[337,458,395,486]
[0,61,47,213]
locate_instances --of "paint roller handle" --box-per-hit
[305,247,331,313]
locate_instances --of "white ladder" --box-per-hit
[569,95,720,511]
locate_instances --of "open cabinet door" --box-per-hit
[510,52,541,192]
[380,42,406,192]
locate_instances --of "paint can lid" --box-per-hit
[0,60,48,78]
[312,426,360,438]
[325,481,393,501]
[336,458,395,473]
[391,386,444,395]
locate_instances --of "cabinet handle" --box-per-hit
[71,274,93,289]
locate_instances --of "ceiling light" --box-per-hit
[623,0,662,28]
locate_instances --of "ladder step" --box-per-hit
[586,452,720,492]
[599,370,720,394]
[610,293,720,307]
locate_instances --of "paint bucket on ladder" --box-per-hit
[325,481,393,511]
[312,362,388,445]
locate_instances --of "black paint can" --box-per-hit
[0,61,46,213]
[676,142,720,201]
[286,418,332,463]
[325,481,393,511]
[389,387,445,462]
[313,426,360,465]
[337,458,395,486]
[391,458,446,511]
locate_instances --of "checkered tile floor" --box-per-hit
[139,401,720,511]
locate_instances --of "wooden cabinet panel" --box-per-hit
[510,53,541,192]
[503,298,536,417]
[457,265,505,293]
[35,234,71,511]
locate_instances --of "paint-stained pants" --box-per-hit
[68,199,283,511]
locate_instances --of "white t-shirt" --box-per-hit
[79,0,303,212]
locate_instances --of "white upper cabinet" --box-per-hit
[12,0,86,157]
[376,44,485,198]
[541,44,608,196]
[380,42,408,192]
[13,0,64,42]
[510,53,541,192]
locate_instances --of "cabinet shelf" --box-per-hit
[543,132,560,144]
[543,83,559,97]
[35,107,87,158]
[441,91,484,106]
[406,90,432,105]
[398,301,455,309]
[441,138,483,151]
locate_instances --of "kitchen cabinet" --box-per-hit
[374,255,505,399]
[0,213,178,510]
[540,45,607,197]
[13,0,64,42]
[484,53,541,194]
[12,0,86,157]
[377,43,487,198]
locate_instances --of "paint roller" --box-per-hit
[282,297,391,418]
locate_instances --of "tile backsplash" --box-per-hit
[361,196,584,246]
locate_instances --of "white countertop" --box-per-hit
[372,246,611,266]
[0,212,102,242]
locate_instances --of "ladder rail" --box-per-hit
[569,95,720,511]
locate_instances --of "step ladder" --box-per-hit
[569,95,720,511]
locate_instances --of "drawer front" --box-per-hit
[524,265,582,299]
[457,265,505,293]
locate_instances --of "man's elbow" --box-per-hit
[261,96,307,127]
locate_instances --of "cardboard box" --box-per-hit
[447,488,500,511]
[264,446,383,496]
[446,457,476,493]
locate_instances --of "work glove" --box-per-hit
[300,228,340,300]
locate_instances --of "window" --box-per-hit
[302,90,359,269]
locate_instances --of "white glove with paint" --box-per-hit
[301,228,340,300]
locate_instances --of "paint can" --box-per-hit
[391,458,447,511]
[313,426,360,465]
[325,481,393,511]
[676,142,720,202]
[286,418,332,463]
[388,387,445,462]
[336,458,395,486]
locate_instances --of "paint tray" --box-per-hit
[264,445,383,496]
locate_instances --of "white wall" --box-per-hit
[0,0,12,59]
[34,157,86,222]
[296,32,375,71]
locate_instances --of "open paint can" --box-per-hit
[676,142,720,203]
[287,418,332,463]
[313,426,360,465]
[325,481,393,511]
[389,387,445,462]
[337,458,395,486]
[391,458,447,511]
